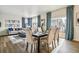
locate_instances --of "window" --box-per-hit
[58,17,66,32]
[32,17,38,28]
[51,18,58,27]
[51,17,66,32]
[25,18,28,27]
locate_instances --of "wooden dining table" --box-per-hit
[32,32,48,53]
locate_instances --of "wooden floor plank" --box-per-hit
[52,40,79,53]
[0,36,79,53]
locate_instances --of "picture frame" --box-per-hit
[76,12,79,26]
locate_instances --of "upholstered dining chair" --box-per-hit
[38,27,42,33]
[32,25,37,33]
[53,27,59,48]
[23,28,37,53]
[47,28,57,52]
[40,28,55,52]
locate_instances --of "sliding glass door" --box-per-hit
[51,16,66,39]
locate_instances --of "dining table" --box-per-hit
[32,32,48,53]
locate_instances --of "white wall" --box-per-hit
[0,12,22,33]
[74,5,79,41]
[51,7,66,18]
[0,13,22,28]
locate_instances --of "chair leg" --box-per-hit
[57,34,59,46]
[53,40,55,48]
[34,44,36,53]
[34,44,35,52]
[52,41,54,49]
[31,44,33,53]
[57,38,59,46]
[36,43,38,52]
[33,44,35,53]
[47,43,50,53]
[26,42,28,52]
[54,40,56,48]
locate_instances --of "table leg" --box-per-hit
[38,37,40,53]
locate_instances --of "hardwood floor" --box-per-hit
[0,36,27,53]
[52,40,79,53]
[0,36,79,53]
[0,36,60,53]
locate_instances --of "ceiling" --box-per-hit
[0,5,67,17]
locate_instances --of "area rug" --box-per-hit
[8,35,26,44]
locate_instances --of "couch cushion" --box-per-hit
[18,32,26,38]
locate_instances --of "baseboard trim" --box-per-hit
[72,40,79,43]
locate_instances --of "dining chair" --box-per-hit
[32,25,37,33]
[12,28,37,53]
[23,28,37,53]
[47,28,57,52]
[53,27,59,48]
[40,28,55,52]
[38,27,42,33]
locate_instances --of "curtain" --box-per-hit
[28,18,32,27]
[46,12,51,30]
[65,5,74,40]
[37,15,40,27]
[22,17,26,28]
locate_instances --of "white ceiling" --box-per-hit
[0,5,67,17]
